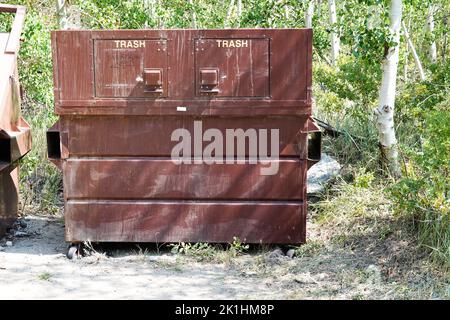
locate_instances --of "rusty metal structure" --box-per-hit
[0,4,31,237]
[48,29,320,254]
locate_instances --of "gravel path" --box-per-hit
[1,213,446,300]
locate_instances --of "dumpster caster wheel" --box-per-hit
[67,244,79,260]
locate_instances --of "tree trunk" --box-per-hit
[237,0,242,26]
[144,0,163,28]
[403,18,410,83]
[144,0,156,20]
[427,4,437,63]
[188,0,197,28]
[443,14,448,61]
[328,0,339,65]
[237,0,242,17]
[374,0,402,178]
[144,0,155,28]
[56,0,81,29]
[224,0,235,28]
[402,21,426,81]
[305,0,315,28]
[284,3,290,20]
[55,0,69,30]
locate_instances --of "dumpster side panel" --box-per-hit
[63,116,308,158]
[65,200,306,243]
[63,159,306,200]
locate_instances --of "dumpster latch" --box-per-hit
[199,68,219,94]
[143,68,163,93]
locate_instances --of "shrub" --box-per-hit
[391,105,450,267]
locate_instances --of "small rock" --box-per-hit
[19,220,27,229]
[267,248,284,258]
[0,246,4,252]
[366,264,380,273]
[286,249,296,258]
[365,264,381,284]
[294,273,317,285]
[307,154,341,194]
[264,248,286,264]
[316,273,328,281]
[14,231,28,237]
[5,241,12,247]
[148,256,159,262]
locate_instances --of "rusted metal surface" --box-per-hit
[94,39,169,98]
[63,159,307,200]
[65,201,306,243]
[58,116,309,157]
[0,4,30,237]
[49,28,319,244]
[51,29,312,114]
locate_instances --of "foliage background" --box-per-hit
[0,0,448,267]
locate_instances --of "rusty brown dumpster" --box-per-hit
[48,29,320,256]
[0,4,31,237]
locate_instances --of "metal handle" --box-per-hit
[199,68,219,94]
[142,68,163,94]
[144,87,163,93]
[136,76,163,93]
[199,87,219,94]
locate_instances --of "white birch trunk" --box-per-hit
[56,0,81,29]
[188,0,197,28]
[305,0,315,28]
[144,0,155,28]
[403,19,411,83]
[443,15,448,61]
[56,0,69,30]
[237,0,243,26]
[427,4,437,63]
[224,0,235,28]
[144,0,156,20]
[284,4,290,20]
[402,21,426,81]
[328,0,339,65]
[144,0,163,28]
[374,0,402,177]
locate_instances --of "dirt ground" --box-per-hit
[0,211,448,300]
